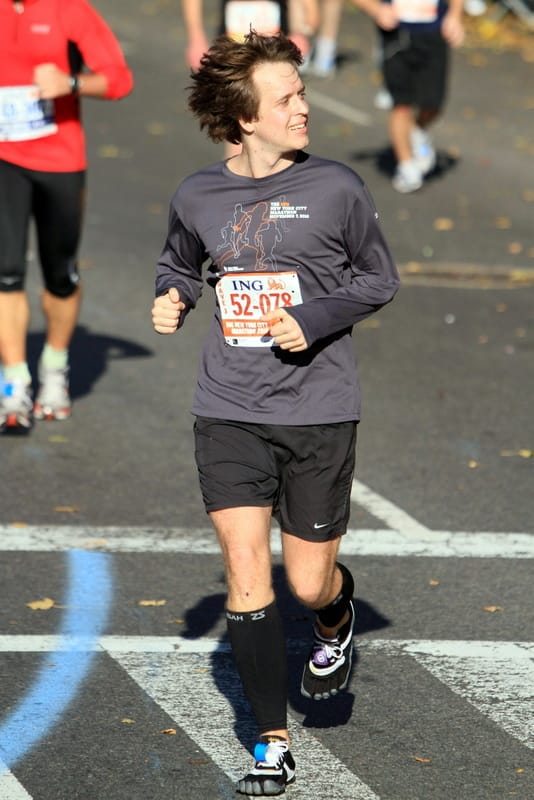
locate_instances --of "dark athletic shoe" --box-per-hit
[236,736,296,796]
[301,599,355,700]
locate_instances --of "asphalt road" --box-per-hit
[0,2,533,799]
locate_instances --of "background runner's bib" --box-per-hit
[393,0,439,22]
[0,85,57,142]
[225,0,281,39]
[216,271,302,347]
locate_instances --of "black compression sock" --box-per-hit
[226,600,288,733]
[315,562,354,630]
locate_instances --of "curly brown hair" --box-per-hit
[187,30,303,145]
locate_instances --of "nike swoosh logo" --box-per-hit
[313,522,329,529]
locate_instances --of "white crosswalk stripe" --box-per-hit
[1,636,533,798]
[1,480,532,798]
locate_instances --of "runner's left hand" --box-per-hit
[262,308,308,352]
[34,63,71,99]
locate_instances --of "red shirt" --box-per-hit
[0,0,133,171]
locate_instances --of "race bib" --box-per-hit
[0,85,57,142]
[216,271,303,347]
[393,0,439,23]
[225,0,281,39]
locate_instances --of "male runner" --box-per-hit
[152,31,399,796]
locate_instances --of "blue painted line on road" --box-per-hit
[0,550,112,769]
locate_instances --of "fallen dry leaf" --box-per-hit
[97,144,120,158]
[121,718,135,724]
[501,449,533,458]
[494,216,512,229]
[508,242,523,255]
[433,217,455,231]
[53,505,80,513]
[468,460,479,468]
[428,579,440,586]
[26,597,56,610]
[82,539,109,549]
[138,599,167,607]
[483,605,503,613]
[146,121,169,136]
[410,755,432,764]
[161,728,177,735]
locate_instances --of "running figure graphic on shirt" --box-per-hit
[217,200,289,270]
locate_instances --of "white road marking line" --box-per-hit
[366,640,534,750]
[1,637,532,798]
[306,88,373,127]
[2,636,533,657]
[0,766,32,799]
[351,479,436,537]
[1,525,533,558]
[109,650,380,800]
[2,636,533,750]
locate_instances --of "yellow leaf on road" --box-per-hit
[138,599,167,606]
[26,597,56,610]
[433,217,455,231]
[483,605,503,613]
[501,449,533,458]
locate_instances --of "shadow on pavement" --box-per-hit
[27,325,153,400]
[351,144,460,181]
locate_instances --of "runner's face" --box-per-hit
[248,61,309,154]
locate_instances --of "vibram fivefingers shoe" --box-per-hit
[34,366,71,421]
[0,380,33,434]
[301,599,355,700]
[236,736,296,796]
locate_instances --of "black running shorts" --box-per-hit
[194,417,357,542]
[380,29,448,110]
[0,158,85,296]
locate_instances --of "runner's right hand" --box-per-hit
[152,287,185,334]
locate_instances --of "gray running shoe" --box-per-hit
[301,600,355,700]
[411,126,436,175]
[0,380,33,433]
[34,366,71,421]
[392,159,423,193]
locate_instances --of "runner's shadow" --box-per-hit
[181,565,391,749]
[351,144,460,181]
[27,325,153,399]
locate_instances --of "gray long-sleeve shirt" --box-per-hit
[156,152,400,425]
